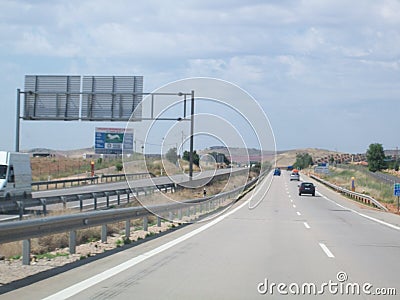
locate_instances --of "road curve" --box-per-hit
[2,170,400,299]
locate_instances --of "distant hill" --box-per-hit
[199,147,275,163]
[27,147,94,158]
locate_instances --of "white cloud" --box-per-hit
[277,55,306,78]
[380,0,400,24]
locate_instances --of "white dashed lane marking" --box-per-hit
[319,243,335,258]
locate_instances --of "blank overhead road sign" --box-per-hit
[22,75,143,121]
[24,75,81,120]
[81,76,143,121]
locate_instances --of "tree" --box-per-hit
[165,147,178,164]
[394,161,399,172]
[182,150,200,166]
[293,153,313,169]
[209,152,231,165]
[250,162,261,174]
[366,143,386,172]
[115,162,123,172]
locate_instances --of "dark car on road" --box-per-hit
[299,182,315,196]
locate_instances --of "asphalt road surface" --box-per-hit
[2,171,400,299]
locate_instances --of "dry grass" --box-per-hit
[315,166,397,204]
[129,173,249,207]
[31,156,127,181]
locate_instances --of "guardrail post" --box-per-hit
[101,224,107,243]
[17,201,24,220]
[61,196,67,209]
[78,195,83,211]
[22,239,31,265]
[69,230,76,254]
[117,191,121,206]
[187,207,191,217]
[157,216,161,227]
[178,209,182,220]
[125,220,130,238]
[93,193,97,210]
[169,211,173,221]
[143,216,148,231]
[126,190,130,203]
[40,198,47,215]
[105,192,110,208]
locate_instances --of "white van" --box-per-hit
[0,151,32,199]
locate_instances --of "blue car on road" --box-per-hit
[273,168,281,176]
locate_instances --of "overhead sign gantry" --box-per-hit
[16,75,196,177]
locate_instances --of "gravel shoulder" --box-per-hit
[0,222,173,287]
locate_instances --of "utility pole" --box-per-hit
[15,89,21,152]
[189,90,195,179]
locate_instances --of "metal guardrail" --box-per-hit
[31,172,155,190]
[0,175,260,265]
[310,174,388,211]
[0,183,175,218]
[1,168,249,217]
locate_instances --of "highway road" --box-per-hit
[33,167,246,198]
[2,170,400,299]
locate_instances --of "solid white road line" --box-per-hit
[319,243,335,258]
[296,211,301,216]
[317,192,400,231]
[303,222,310,229]
[43,195,252,299]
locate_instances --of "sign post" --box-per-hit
[394,183,400,212]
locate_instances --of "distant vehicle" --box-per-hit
[273,168,281,176]
[287,165,293,171]
[299,182,315,196]
[290,171,300,181]
[0,151,32,200]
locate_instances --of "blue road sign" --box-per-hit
[394,183,400,197]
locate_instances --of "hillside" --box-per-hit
[275,148,343,167]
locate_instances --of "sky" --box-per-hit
[0,0,399,154]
